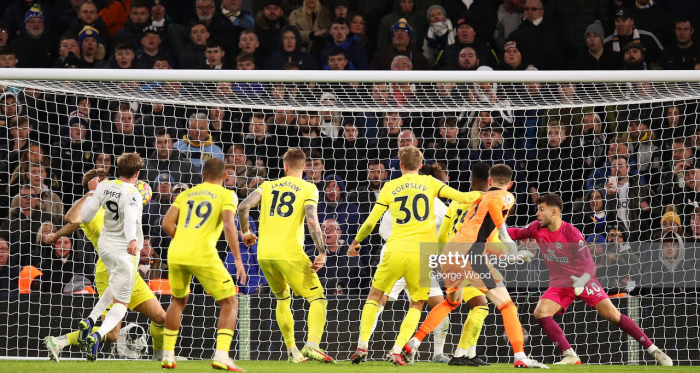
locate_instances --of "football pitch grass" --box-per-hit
[0,360,697,373]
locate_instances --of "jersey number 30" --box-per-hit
[394,194,429,225]
[184,200,213,228]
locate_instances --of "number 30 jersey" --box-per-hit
[169,182,238,265]
[256,176,319,261]
[87,180,144,252]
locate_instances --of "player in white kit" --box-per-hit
[367,163,451,363]
[78,153,145,361]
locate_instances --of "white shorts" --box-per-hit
[99,246,138,304]
[379,244,443,302]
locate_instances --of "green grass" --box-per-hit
[0,360,697,373]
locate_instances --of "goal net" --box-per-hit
[0,70,698,365]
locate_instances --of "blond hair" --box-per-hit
[398,146,423,171]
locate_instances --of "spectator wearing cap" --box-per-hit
[254,0,288,58]
[168,22,208,69]
[112,0,151,48]
[494,0,524,49]
[422,5,454,66]
[507,0,573,70]
[10,6,53,68]
[316,17,369,70]
[499,41,527,70]
[3,0,50,38]
[377,0,428,53]
[68,1,111,54]
[434,14,497,70]
[105,42,136,69]
[220,0,254,30]
[78,25,106,68]
[443,0,498,42]
[371,18,428,70]
[288,0,332,52]
[263,24,318,70]
[144,127,201,185]
[570,20,617,70]
[543,0,609,56]
[621,41,647,70]
[135,25,174,68]
[660,17,700,70]
[603,8,663,68]
[52,34,81,68]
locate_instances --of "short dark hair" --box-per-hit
[471,162,490,183]
[205,40,223,50]
[329,47,347,58]
[154,128,171,138]
[60,33,78,43]
[0,46,15,56]
[236,52,254,64]
[203,157,225,180]
[309,148,324,162]
[116,152,144,178]
[115,42,135,52]
[610,154,629,164]
[130,0,149,9]
[418,162,445,181]
[536,194,564,212]
[332,17,348,26]
[489,164,512,185]
[676,16,694,28]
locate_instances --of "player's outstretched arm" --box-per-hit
[80,177,103,224]
[162,205,180,238]
[349,203,387,257]
[47,223,80,245]
[238,190,261,247]
[65,194,90,224]
[223,209,246,285]
[305,204,327,273]
[438,184,474,204]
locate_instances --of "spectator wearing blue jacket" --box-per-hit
[316,174,362,245]
[263,25,318,70]
[316,17,368,70]
[224,215,265,294]
[173,113,224,172]
[219,0,254,30]
[585,143,642,190]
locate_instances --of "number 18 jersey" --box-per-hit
[256,176,319,261]
[169,182,238,266]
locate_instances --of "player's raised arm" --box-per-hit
[80,178,104,224]
[222,209,246,285]
[237,190,262,247]
[65,194,89,224]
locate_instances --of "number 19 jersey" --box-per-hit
[256,176,319,261]
[169,182,238,266]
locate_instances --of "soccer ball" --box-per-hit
[135,180,152,205]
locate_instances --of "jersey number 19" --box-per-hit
[184,200,212,229]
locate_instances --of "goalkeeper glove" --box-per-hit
[506,250,535,264]
[498,223,518,256]
[570,273,592,296]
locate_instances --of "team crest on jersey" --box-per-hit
[555,242,563,250]
[502,194,514,206]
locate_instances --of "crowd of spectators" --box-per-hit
[0,0,700,297]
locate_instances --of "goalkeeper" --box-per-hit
[505,194,672,366]
[43,169,169,362]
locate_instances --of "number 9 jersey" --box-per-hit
[256,176,319,261]
[168,182,238,266]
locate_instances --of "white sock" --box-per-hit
[357,341,368,350]
[55,335,69,349]
[433,317,448,356]
[288,346,300,357]
[88,286,113,322]
[514,351,527,361]
[391,344,402,354]
[96,303,127,336]
[454,347,467,358]
[647,344,659,354]
[154,350,164,360]
[214,350,229,361]
[409,336,421,349]
[305,341,319,349]
[467,345,477,359]
[163,350,174,360]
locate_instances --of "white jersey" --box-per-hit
[81,179,144,252]
[379,197,447,241]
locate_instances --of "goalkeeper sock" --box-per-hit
[498,300,525,355]
[616,314,653,349]
[433,316,449,356]
[66,327,100,346]
[275,295,296,349]
[88,286,114,322]
[394,307,422,352]
[366,304,383,342]
[163,328,178,352]
[306,298,327,348]
[216,328,234,352]
[458,306,489,354]
[414,299,460,342]
[359,300,379,349]
[537,316,572,352]
[96,303,127,336]
[150,321,165,352]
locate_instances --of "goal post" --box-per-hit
[0,69,698,365]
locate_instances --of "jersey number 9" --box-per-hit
[105,201,119,221]
[394,193,429,225]
[184,200,213,228]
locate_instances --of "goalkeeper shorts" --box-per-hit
[543,281,608,313]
